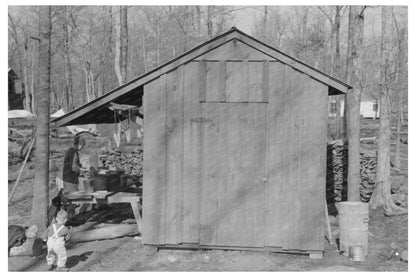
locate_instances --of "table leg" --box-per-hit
[130,201,142,233]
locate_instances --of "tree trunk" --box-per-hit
[370,6,406,215]
[196,6,201,37]
[121,6,128,83]
[262,6,268,41]
[142,27,147,73]
[345,6,364,201]
[31,37,37,114]
[334,6,343,139]
[114,6,123,86]
[107,6,114,89]
[393,101,402,170]
[30,5,51,232]
[157,19,161,67]
[63,6,73,111]
[207,6,213,39]
[393,28,405,170]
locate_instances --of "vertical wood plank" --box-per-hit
[247,103,267,247]
[200,103,219,245]
[158,74,168,245]
[281,65,294,250]
[206,61,218,102]
[247,62,263,102]
[199,60,207,102]
[262,60,269,102]
[299,79,328,250]
[206,61,227,102]
[216,103,229,245]
[165,67,184,245]
[289,72,306,250]
[265,62,287,247]
[183,62,201,244]
[298,74,313,250]
[218,61,227,101]
[142,75,167,245]
[242,60,249,101]
[226,62,243,102]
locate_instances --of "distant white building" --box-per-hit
[329,94,379,119]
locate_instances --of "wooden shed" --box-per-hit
[52,27,351,258]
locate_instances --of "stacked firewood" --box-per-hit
[326,140,377,203]
[360,151,377,201]
[102,149,143,182]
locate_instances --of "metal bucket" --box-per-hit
[349,245,366,261]
[337,201,369,257]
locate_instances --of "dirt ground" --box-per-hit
[8,119,408,271]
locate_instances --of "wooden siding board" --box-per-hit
[165,67,185,245]
[206,61,227,102]
[206,62,218,102]
[199,60,207,102]
[290,72,305,251]
[249,103,268,247]
[218,61,227,101]
[299,75,315,250]
[307,80,328,250]
[142,75,167,245]
[200,103,219,245]
[182,62,201,244]
[248,62,263,102]
[262,61,269,102]
[226,62,243,102]
[158,74,168,245]
[216,103,230,245]
[265,61,286,247]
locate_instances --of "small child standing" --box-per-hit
[45,210,71,271]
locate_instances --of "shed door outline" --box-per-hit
[199,102,268,247]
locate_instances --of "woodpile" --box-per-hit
[102,148,143,181]
[326,140,377,203]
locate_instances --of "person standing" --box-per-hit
[61,135,86,218]
[62,135,85,192]
[45,210,70,271]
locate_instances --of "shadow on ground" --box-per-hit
[66,251,93,269]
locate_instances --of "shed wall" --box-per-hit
[143,57,328,251]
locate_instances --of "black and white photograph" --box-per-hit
[6,2,410,272]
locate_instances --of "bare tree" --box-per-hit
[318,6,344,138]
[345,6,365,201]
[370,7,406,215]
[115,5,128,85]
[392,14,406,171]
[30,5,51,231]
[62,6,73,110]
[121,6,128,83]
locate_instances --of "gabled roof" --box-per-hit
[53,27,351,127]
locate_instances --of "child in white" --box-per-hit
[46,210,70,270]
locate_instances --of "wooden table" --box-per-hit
[68,191,142,233]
